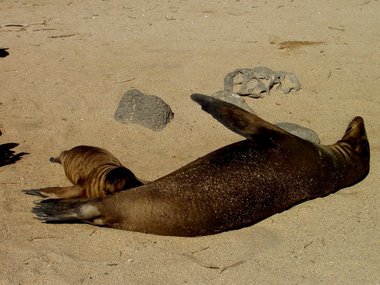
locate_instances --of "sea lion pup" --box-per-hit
[32,94,370,236]
[25,145,144,198]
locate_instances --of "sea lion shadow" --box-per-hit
[0,143,28,167]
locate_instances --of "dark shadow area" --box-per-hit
[0,143,28,167]
[0,48,9,58]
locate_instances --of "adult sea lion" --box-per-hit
[32,94,370,236]
[25,145,143,198]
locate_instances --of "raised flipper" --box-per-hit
[23,185,84,199]
[191,93,288,141]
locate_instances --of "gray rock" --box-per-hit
[276,72,301,94]
[224,66,301,98]
[275,122,320,144]
[211,90,255,113]
[114,89,174,131]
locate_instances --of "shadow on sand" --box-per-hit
[0,143,28,167]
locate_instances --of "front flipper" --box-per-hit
[23,185,84,199]
[191,93,288,141]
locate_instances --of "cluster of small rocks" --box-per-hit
[224,66,301,98]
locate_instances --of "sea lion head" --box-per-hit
[335,116,370,187]
[104,167,143,195]
[341,116,369,157]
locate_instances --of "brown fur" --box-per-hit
[32,94,370,236]
[26,146,143,198]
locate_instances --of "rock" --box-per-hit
[211,90,255,113]
[114,89,174,131]
[276,72,301,94]
[275,122,320,144]
[223,66,301,98]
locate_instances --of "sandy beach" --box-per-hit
[1,0,379,284]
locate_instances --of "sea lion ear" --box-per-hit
[191,93,287,141]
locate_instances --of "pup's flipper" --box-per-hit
[23,185,84,199]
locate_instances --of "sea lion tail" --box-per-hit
[32,198,102,223]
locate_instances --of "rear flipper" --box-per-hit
[23,185,84,199]
[49,156,61,163]
[33,198,104,224]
